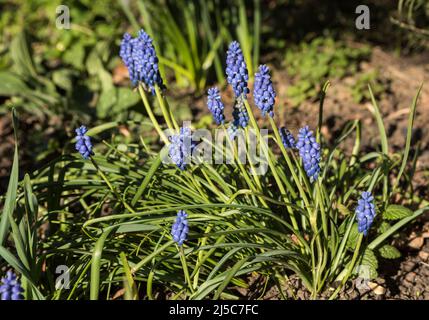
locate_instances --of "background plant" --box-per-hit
[284,37,371,106]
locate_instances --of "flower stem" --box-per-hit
[329,235,363,300]
[242,99,299,231]
[268,117,312,213]
[155,85,178,131]
[179,246,195,295]
[138,84,169,144]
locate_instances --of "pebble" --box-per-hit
[402,260,416,272]
[373,286,386,296]
[367,281,386,295]
[418,251,429,261]
[408,237,424,249]
[405,272,416,283]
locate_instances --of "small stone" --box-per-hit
[419,251,429,261]
[405,272,416,283]
[374,286,386,296]
[408,237,424,249]
[402,260,416,272]
[367,281,386,295]
[367,281,378,290]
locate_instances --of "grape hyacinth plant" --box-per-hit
[171,210,189,246]
[279,127,296,149]
[0,271,24,300]
[75,125,93,159]
[120,30,164,92]
[226,41,249,99]
[253,65,276,117]
[2,19,428,302]
[207,87,225,125]
[296,126,321,182]
[356,191,376,236]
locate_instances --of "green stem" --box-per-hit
[222,127,256,192]
[243,99,299,230]
[315,182,328,238]
[179,246,195,295]
[269,117,312,212]
[155,85,177,131]
[244,127,265,192]
[138,85,169,144]
[329,235,363,300]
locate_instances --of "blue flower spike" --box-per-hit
[296,126,321,183]
[356,191,376,236]
[0,271,24,300]
[75,125,93,159]
[254,65,276,117]
[207,87,225,125]
[226,41,249,99]
[279,127,296,149]
[120,29,164,93]
[171,210,189,246]
[168,127,194,170]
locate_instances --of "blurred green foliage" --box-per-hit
[285,37,371,106]
[0,0,141,122]
[350,70,384,103]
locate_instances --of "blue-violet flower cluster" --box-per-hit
[356,191,376,236]
[171,210,189,246]
[296,126,321,182]
[232,98,249,129]
[279,127,296,149]
[169,127,194,170]
[120,30,164,92]
[0,271,24,300]
[207,87,225,125]
[253,65,276,117]
[226,41,249,98]
[75,126,93,159]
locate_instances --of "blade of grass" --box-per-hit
[0,108,19,246]
[393,84,422,190]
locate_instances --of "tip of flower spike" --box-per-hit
[168,127,195,170]
[75,125,93,159]
[75,125,88,136]
[226,41,249,98]
[171,210,189,246]
[254,64,276,117]
[296,125,321,182]
[207,87,225,125]
[119,29,164,91]
[228,41,240,50]
[356,191,376,236]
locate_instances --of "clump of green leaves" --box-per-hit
[285,37,371,106]
[350,70,385,103]
[0,0,140,121]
